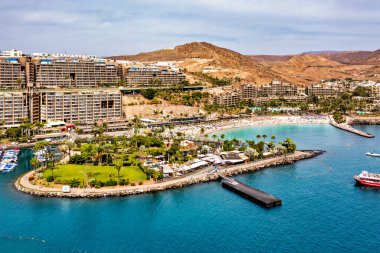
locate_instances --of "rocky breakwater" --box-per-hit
[329,115,374,138]
[347,116,380,125]
[15,150,324,198]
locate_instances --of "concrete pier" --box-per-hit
[329,115,374,138]
[219,174,282,208]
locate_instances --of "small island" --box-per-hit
[15,125,323,198]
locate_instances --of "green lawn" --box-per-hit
[43,164,147,183]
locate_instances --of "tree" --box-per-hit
[30,157,39,171]
[271,136,276,142]
[113,154,124,183]
[141,88,156,100]
[220,134,225,140]
[262,134,267,142]
[65,140,74,158]
[256,134,261,140]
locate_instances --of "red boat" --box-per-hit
[354,171,380,187]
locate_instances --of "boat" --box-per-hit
[354,171,380,187]
[0,149,20,173]
[366,152,380,157]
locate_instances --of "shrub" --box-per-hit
[93,161,99,166]
[104,180,117,186]
[69,178,81,188]
[69,154,86,164]
[123,161,132,166]
[119,179,130,186]
[55,179,62,184]
[46,175,54,182]
[138,181,143,185]
[89,179,104,188]
[28,175,34,181]
[131,182,136,186]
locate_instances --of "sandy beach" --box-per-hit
[168,115,329,137]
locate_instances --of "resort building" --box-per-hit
[0,91,29,127]
[213,90,242,107]
[33,58,121,88]
[0,58,26,89]
[306,84,343,97]
[39,89,122,124]
[259,80,298,97]
[124,67,185,86]
[240,84,259,100]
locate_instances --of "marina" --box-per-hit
[0,148,20,173]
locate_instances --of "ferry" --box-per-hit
[354,171,380,187]
[366,152,380,157]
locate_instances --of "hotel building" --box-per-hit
[39,89,122,124]
[213,91,242,107]
[0,91,29,126]
[259,80,298,97]
[33,58,121,88]
[124,67,185,86]
[306,84,343,97]
[0,58,26,89]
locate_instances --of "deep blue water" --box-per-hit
[1,124,380,253]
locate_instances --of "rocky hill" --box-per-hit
[318,49,380,65]
[109,42,380,85]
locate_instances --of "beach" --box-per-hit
[168,115,329,137]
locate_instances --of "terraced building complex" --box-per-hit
[0,91,29,126]
[34,59,121,87]
[40,89,122,124]
[124,67,185,86]
[0,58,26,89]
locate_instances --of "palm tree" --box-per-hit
[256,134,261,141]
[30,157,39,172]
[271,135,276,142]
[262,134,267,142]
[65,140,74,159]
[212,134,217,141]
[220,134,225,140]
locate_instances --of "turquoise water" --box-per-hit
[1,124,380,252]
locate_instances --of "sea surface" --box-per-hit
[1,124,380,253]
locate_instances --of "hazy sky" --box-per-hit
[1,0,379,56]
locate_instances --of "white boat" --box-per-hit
[366,152,380,157]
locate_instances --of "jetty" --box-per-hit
[328,115,374,138]
[218,174,282,208]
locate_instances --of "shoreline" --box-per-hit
[171,116,330,136]
[14,150,324,198]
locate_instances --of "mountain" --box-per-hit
[110,42,283,84]
[247,55,292,62]
[248,49,380,65]
[109,42,380,85]
[318,49,380,65]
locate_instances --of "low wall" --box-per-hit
[14,150,324,198]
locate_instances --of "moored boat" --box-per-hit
[354,171,380,187]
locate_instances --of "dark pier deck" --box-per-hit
[219,174,282,208]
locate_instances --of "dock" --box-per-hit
[328,115,374,138]
[218,174,282,208]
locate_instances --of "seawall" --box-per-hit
[329,115,374,138]
[14,150,324,198]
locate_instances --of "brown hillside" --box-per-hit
[109,43,380,85]
[109,42,284,84]
[317,50,380,65]
[247,55,292,62]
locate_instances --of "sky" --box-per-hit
[1,0,379,56]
